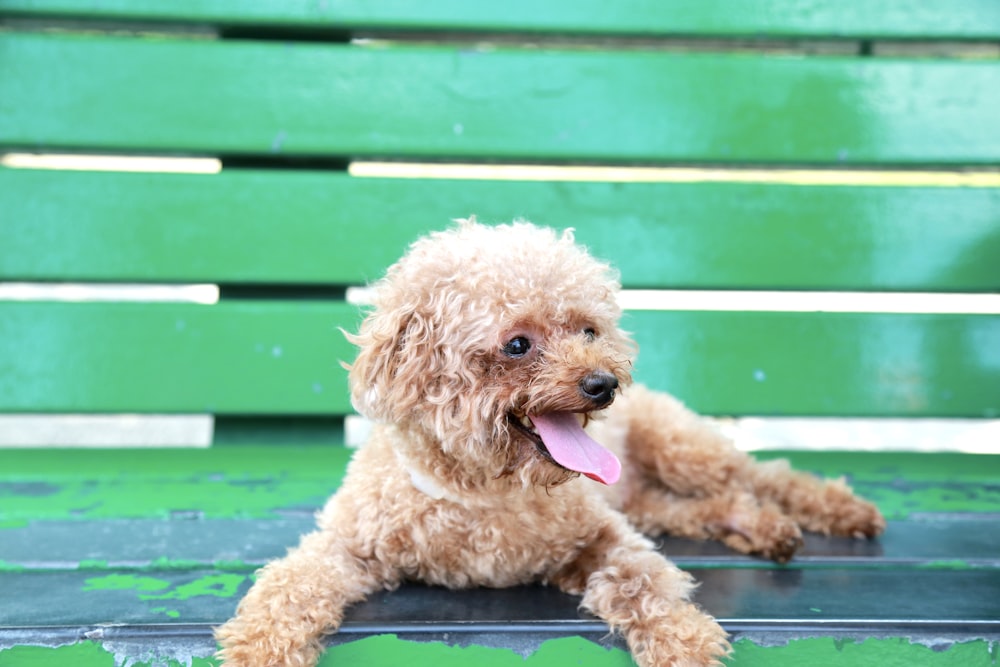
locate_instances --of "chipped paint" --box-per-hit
[80,572,250,620]
[138,574,247,601]
[0,635,996,667]
[82,574,173,595]
[0,446,351,521]
[1,448,997,523]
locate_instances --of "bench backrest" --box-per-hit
[1,2,998,444]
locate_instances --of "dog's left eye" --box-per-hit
[502,336,532,358]
[583,328,597,341]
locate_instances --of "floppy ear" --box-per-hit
[347,299,449,424]
[344,301,414,421]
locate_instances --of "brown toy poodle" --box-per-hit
[217,219,884,666]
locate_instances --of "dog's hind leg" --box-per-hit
[615,384,884,550]
[623,483,804,562]
[745,457,885,538]
[615,384,760,496]
[215,529,388,667]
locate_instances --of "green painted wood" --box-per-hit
[0,301,359,415]
[3,0,999,40]
[3,168,999,291]
[1,448,995,523]
[0,445,352,522]
[4,33,1000,164]
[4,518,997,571]
[1,303,997,416]
[727,638,998,667]
[0,637,996,667]
[4,566,1000,628]
[4,635,998,667]
[2,567,999,642]
[1,447,996,662]
[626,311,1000,418]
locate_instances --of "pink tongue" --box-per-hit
[529,412,622,485]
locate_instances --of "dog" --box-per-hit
[216,219,885,666]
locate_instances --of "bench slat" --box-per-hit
[3,168,999,292]
[3,567,999,633]
[4,33,1000,164]
[1,303,996,416]
[0,301,358,415]
[2,447,996,522]
[1,628,993,667]
[4,0,999,40]
[6,517,999,570]
[628,310,1000,417]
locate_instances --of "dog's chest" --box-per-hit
[400,495,596,588]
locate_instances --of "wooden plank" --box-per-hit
[3,33,1000,164]
[0,445,353,523]
[3,168,999,291]
[0,301,359,415]
[2,566,998,633]
[1,447,996,524]
[1,632,994,667]
[627,311,1000,418]
[1,303,997,416]
[3,0,999,40]
[4,518,998,570]
[2,446,997,661]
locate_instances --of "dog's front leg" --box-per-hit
[552,525,730,667]
[216,529,387,667]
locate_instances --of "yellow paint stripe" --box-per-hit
[350,161,1000,187]
[348,287,1000,315]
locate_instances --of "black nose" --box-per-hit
[579,371,619,405]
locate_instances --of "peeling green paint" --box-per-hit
[0,641,217,667]
[0,445,351,521]
[0,642,118,667]
[729,636,997,666]
[919,559,977,570]
[82,572,248,601]
[2,448,996,523]
[139,573,247,601]
[322,634,634,666]
[79,572,250,622]
[0,635,995,667]
[82,574,172,594]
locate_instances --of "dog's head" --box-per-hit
[348,219,635,488]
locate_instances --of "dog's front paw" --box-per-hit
[629,603,731,667]
[215,617,324,667]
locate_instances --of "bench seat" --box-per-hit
[2,447,998,665]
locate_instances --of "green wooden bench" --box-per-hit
[2,2,999,665]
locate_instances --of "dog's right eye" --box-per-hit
[502,336,532,358]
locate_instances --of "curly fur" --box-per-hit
[217,218,884,666]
